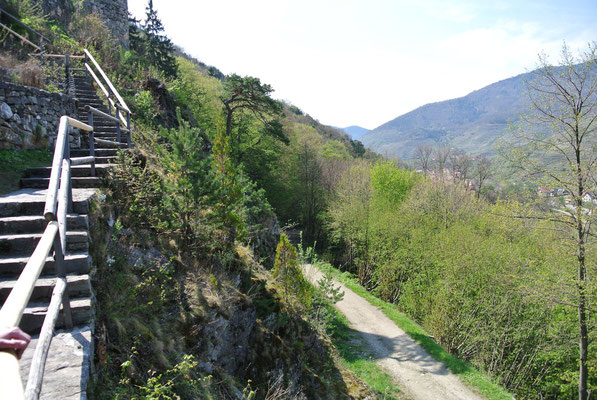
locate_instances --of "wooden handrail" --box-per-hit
[83,62,128,127]
[86,105,119,124]
[25,277,67,399]
[71,156,95,165]
[0,8,49,44]
[83,64,112,105]
[41,54,85,59]
[83,49,131,113]
[43,117,92,221]
[0,222,59,328]
[0,114,94,399]
[0,21,41,52]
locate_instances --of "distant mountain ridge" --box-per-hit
[361,71,533,160]
[339,125,370,141]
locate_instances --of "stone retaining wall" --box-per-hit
[0,81,79,150]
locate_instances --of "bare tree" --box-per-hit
[500,42,597,400]
[449,151,472,185]
[433,146,451,181]
[413,144,433,175]
[474,155,492,198]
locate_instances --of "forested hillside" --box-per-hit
[361,71,529,159]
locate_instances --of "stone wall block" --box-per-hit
[0,81,76,150]
[1,102,13,119]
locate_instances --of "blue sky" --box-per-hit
[128,0,597,129]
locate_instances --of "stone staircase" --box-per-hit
[0,72,126,398]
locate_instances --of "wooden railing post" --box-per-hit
[65,127,73,213]
[115,107,121,143]
[83,53,88,79]
[126,112,131,147]
[52,232,72,330]
[87,111,95,177]
[64,55,70,95]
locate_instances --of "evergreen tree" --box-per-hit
[273,234,311,309]
[128,1,178,79]
[221,74,287,161]
[128,14,144,53]
[143,0,178,79]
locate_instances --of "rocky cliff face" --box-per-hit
[42,0,129,47]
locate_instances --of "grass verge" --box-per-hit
[0,149,52,195]
[316,261,514,400]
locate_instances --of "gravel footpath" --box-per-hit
[303,264,485,400]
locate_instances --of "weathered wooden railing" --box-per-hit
[39,49,132,147]
[0,7,50,54]
[83,49,132,132]
[0,115,94,400]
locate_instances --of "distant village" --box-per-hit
[538,187,597,205]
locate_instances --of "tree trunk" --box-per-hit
[225,105,233,138]
[578,233,588,400]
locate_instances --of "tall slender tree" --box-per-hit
[501,42,597,400]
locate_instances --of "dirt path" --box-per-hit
[303,264,485,400]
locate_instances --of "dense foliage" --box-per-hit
[327,162,596,398]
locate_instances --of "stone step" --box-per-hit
[87,126,122,133]
[0,188,96,217]
[77,103,109,109]
[71,148,118,157]
[20,176,101,189]
[20,297,92,333]
[0,252,90,276]
[0,231,88,256]
[92,156,117,164]
[0,274,91,303]
[76,112,115,122]
[75,96,102,101]
[73,82,93,89]
[77,106,108,113]
[93,132,128,137]
[92,139,128,149]
[19,326,92,398]
[0,214,88,234]
[76,103,106,109]
[74,95,99,101]
[25,164,111,178]
[91,136,129,144]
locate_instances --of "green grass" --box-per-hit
[0,149,52,195]
[325,302,407,399]
[316,262,514,400]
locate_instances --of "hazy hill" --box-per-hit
[340,125,370,140]
[362,71,532,159]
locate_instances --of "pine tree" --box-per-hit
[211,123,244,245]
[128,0,178,79]
[143,0,178,79]
[273,234,311,309]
